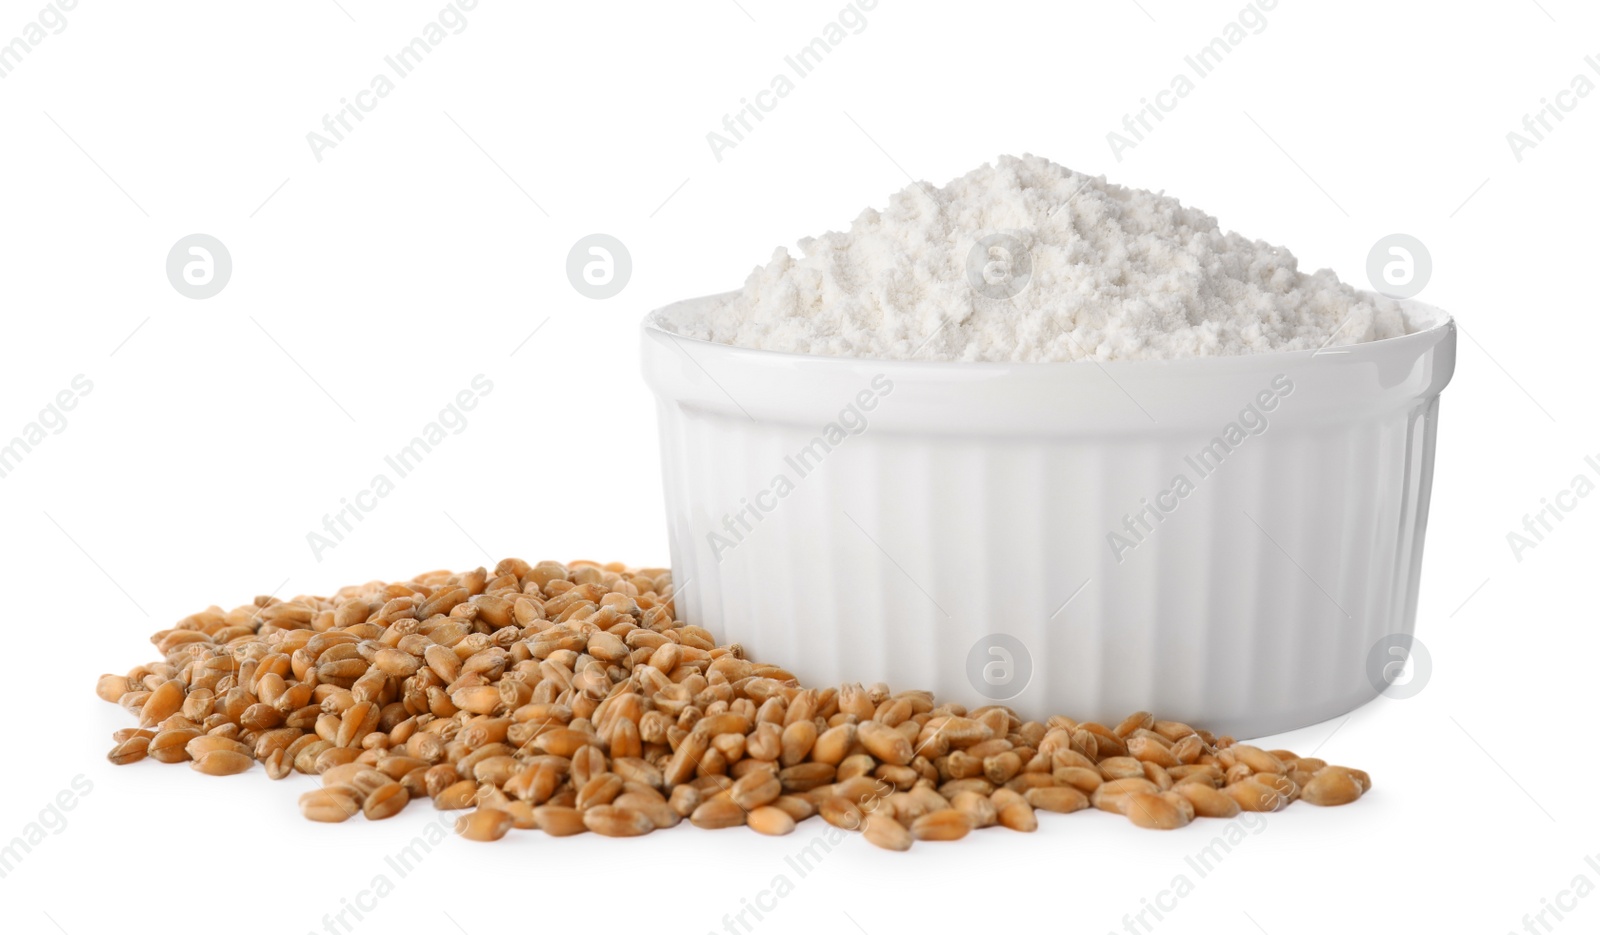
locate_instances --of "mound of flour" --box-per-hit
[659,154,1409,362]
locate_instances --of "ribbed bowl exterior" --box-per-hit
[643,296,1456,738]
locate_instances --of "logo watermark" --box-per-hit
[167,233,232,299]
[1365,633,1432,699]
[965,633,1033,701]
[1366,233,1430,299]
[566,234,631,299]
[966,232,1032,299]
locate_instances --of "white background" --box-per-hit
[1,1,1595,933]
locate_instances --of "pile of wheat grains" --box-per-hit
[97,558,1369,848]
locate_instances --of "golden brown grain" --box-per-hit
[1173,781,1241,818]
[575,773,624,810]
[729,770,782,810]
[139,680,184,728]
[148,729,200,764]
[1321,765,1372,792]
[107,735,150,765]
[667,784,701,818]
[186,735,249,760]
[910,809,970,841]
[1092,777,1162,813]
[190,750,253,776]
[819,795,864,830]
[1224,779,1286,813]
[94,556,1370,849]
[533,805,589,836]
[991,789,1038,832]
[861,812,913,851]
[582,805,655,837]
[1124,792,1190,830]
[1024,786,1090,814]
[857,721,913,766]
[96,674,132,703]
[747,805,797,836]
[456,807,514,842]
[1231,744,1288,775]
[690,797,747,830]
[363,783,409,820]
[614,792,681,829]
[434,779,480,810]
[299,788,360,823]
[1300,768,1365,806]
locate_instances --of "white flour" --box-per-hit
[659,154,1409,362]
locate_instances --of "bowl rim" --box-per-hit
[642,290,1454,373]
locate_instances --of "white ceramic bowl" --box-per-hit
[641,295,1455,737]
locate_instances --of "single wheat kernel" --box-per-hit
[1231,744,1289,775]
[1300,768,1364,806]
[819,796,864,830]
[690,797,747,830]
[363,783,409,820]
[996,800,1037,832]
[582,805,655,837]
[861,812,913,851]
[1320,765,1372,792]
[1024,786,1090,814]
[1092,777,1162,813]
[434,779,480,810]
[533,805,589,836]
[575,773,624,810]
[299,788,360,823]
[96,674,130,703]
[456,808,514,842]
[729,770,782,810]
[107,735,150,766]
[1124,792,1189,830]
[857,721,913,766]
[139,680,184,728]
[148,729,200,764]
[1173,782,1241,819]
[190,750,253,776]
[746,805,797,836]
[909,809,970,841]
[614,792,681,829]
[1224,779,1286,813]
